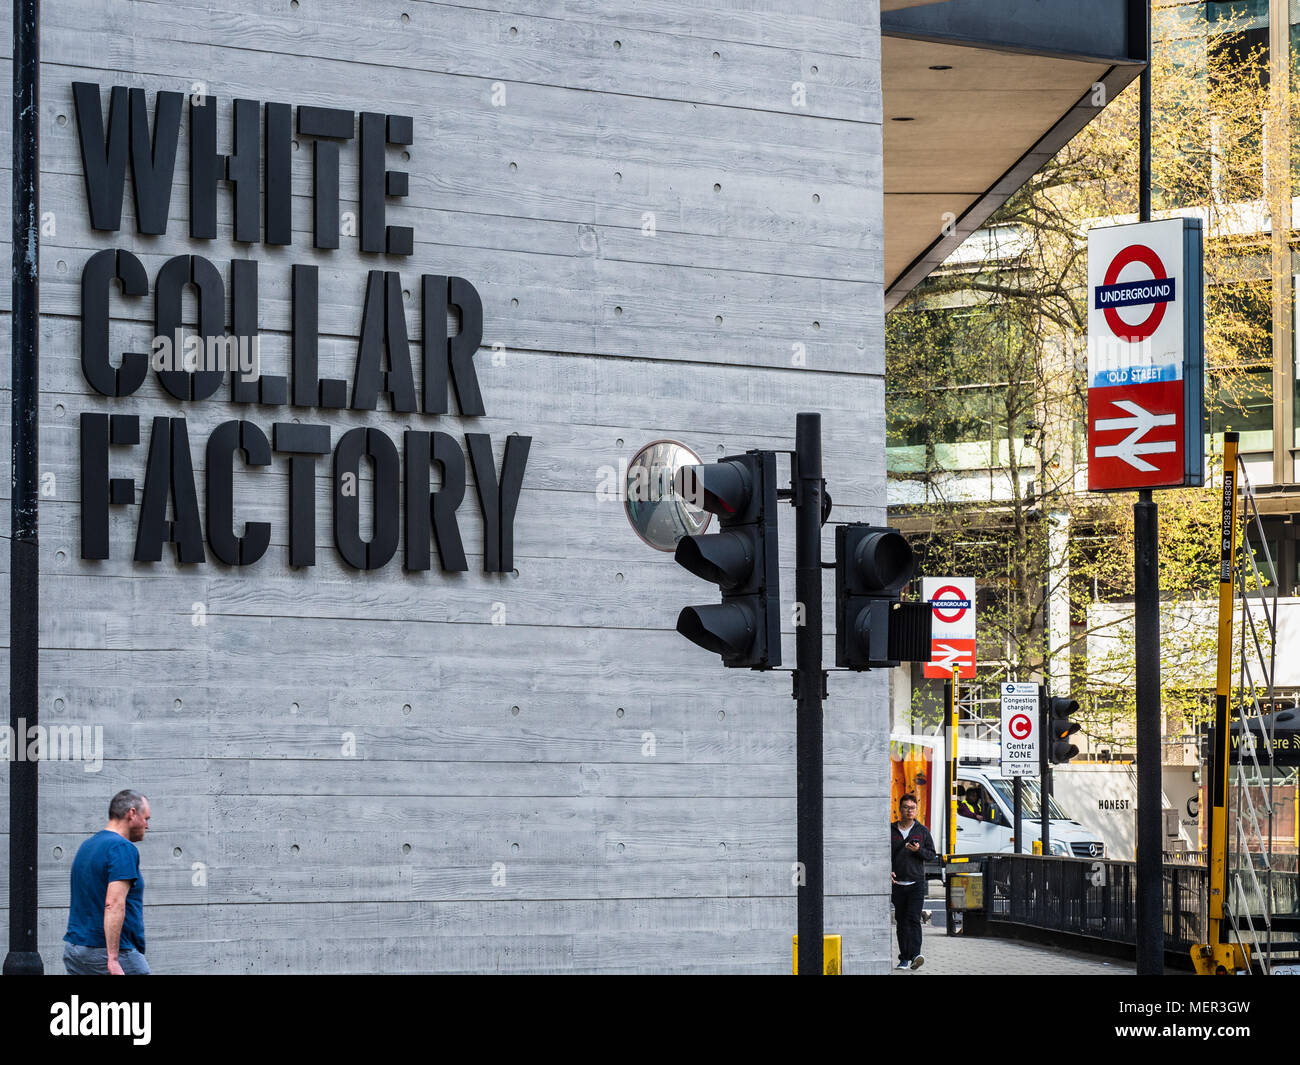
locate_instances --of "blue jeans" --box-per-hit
[63,942,151,974]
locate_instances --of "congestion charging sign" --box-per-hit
[1000,683,1040,777]
[921,577,975,679]
[1086,218,1205,491]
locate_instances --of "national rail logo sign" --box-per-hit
[921,576,975,679]
[1086,218,1205,491]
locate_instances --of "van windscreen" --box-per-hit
[986,778,1070,820]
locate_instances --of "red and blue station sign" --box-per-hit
[1086,218,1204,491]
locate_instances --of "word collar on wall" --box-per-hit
[73,83,530,573]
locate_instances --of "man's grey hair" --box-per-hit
[109,789,147,821]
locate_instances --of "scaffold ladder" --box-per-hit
[1193,432,1278,974]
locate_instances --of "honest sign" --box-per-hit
[1086,218,1204,491]
[999,683,1039,777]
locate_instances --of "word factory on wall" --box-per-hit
[72,82,532,574]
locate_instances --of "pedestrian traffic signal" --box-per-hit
[672,451,780,669]
[834,524,931,669]
[1046,697,1081,763]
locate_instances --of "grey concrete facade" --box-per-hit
[1,0,888,973]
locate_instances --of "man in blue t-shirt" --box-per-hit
[63,789,152,975]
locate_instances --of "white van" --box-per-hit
[891,735,1106,864]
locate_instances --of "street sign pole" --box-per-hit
[794,412,824,976]
[1087,38,1200,965]
[1135,493,1164,973]
[1013,777,1023,854]
[1133,1,1164,975]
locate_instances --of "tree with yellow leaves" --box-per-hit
[888,1,1282,747]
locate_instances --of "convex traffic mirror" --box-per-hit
[624,440,711,551]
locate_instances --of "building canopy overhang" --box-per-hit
[882,0,1146,309]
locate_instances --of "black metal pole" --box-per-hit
[4,0,43,978]
[1139,0,1151,224]
[1039,685,1050,853]
[1013,776,1023,854]
[1133,0,1164,977]
[1135,494,1164,973]
[794,412,824,975]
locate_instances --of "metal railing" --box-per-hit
[982,854,1300,957]
[983,855,1204,953]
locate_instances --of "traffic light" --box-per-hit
[672,451,780,669]
[1046,697,1081,763]
[834,524,931,669]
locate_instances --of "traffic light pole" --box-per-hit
[671,415,932,974]
[794,412,824,976]
[1038,686,1049,853]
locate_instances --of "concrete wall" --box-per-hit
[0,0,887,973]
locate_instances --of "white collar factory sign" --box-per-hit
[72,82,531,573]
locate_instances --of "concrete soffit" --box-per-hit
[881,0,1146,311]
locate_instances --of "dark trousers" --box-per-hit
[892,880,925,962]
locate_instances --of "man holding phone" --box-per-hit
[890,793,936,971]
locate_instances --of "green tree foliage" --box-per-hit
[887,0,1283,748]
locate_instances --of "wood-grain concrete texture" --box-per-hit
[0,0,888,972]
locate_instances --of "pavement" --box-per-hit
[889,926,1136,975]
[887,883,1136,974]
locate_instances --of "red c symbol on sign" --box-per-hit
[1008,714,1032,740]
[932,584,968,623]
[1102,243,1170,342]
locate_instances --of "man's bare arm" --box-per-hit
[104,879,131,974]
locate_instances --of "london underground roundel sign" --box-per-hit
[1086,218,1205,492]
[1099,243,1173,342]
[930,584,969,624]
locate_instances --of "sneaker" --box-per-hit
[921,909,932,925]
[895,960,911,970]
[910,954,925,971]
